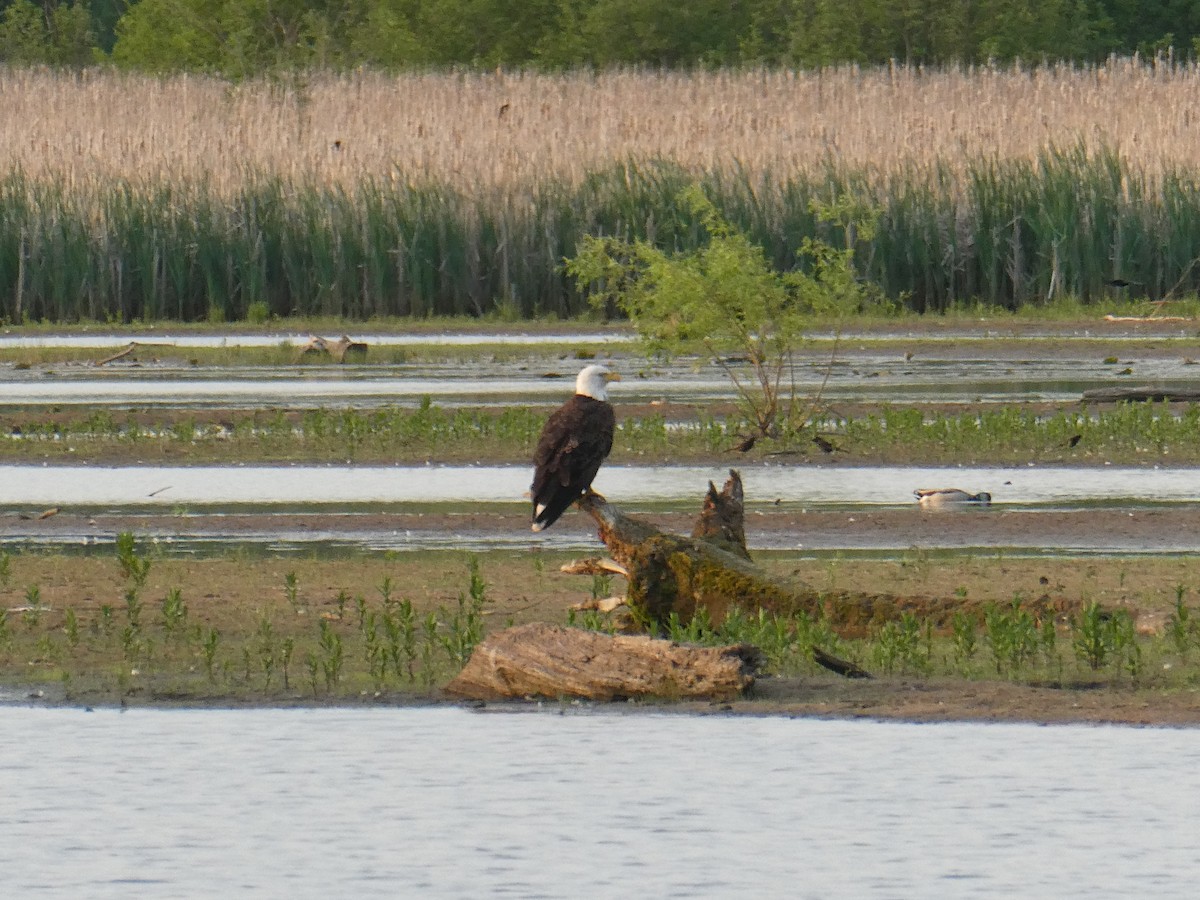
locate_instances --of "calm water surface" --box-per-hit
[1,463,1196,506]
[1,706,1197,898]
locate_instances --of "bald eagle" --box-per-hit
[531,364,620,532]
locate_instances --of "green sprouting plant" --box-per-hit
[354,595,367,631]
[873,612,930,675]
[115,531,151,588]
[985,599,1039,676]
[951,611,978,668]
[0,609,9,648]
[335,589,350,619]
[1111,610,1143,679]
[0,551,11,587]
[362,610,387,689]
[1040,617,1061,676]
[1166,586,1195,659]
[124,587,143,633]
[568,607,618,634]
[121,624,142,663]
[318,619,343,690]
[377,576,394,607]
[63,608,79,648]
[305,652,320,697]
[420,613,440,687]
[1073,603,1109,671]
[35,632,56,660]
[591,573,612,601]
[257,614,276,689]
[161,587,188,639]
[283,571,300,612]
[1071,602,1141,675]
[22,585,43,628]
[440,559,487,669]
[99,604,114,638]
[280,637,295,691]
[384,598,418,682]
[202,627,220,681]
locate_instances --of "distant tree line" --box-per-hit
[2,0,1200,74]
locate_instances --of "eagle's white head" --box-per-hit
[575,364,621,401]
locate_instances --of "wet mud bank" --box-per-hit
[9,505,1200,554]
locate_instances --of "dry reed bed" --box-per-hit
[4,62,1200,193]
[5,63,1200,320]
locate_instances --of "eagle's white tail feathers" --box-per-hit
[531,522,545,533]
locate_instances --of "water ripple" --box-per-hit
[1,707,1198,898]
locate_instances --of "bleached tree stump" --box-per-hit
[445,623,762,701]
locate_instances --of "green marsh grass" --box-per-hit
[14,396,1200,464]
[581,598,1194,689]
[0,542,508,702]
[8,150,1200,322]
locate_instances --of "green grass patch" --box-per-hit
[9,397,1200,465]
[571,594,1187,689]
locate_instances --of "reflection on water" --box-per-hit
[1,706,1196,898]
[1,463,1197,507]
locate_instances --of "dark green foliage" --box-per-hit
[100,1,1200,74]
[1,0,1199,76]
[0,0,97,67]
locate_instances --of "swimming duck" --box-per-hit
[914,488,992,507]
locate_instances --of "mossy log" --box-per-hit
[445,623,761,701]
[579,470,1092,635]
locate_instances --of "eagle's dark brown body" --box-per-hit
[530,394,615,532]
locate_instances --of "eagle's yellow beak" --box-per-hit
[604,371,622,383]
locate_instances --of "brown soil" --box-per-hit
[687,677,1200,727]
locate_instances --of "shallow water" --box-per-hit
[3,463,1196,507]
[1,705,1196,898]
[0,331,634,349]
[3,337,1192,407]
[0,372,734,407]
[1,364,1187,408]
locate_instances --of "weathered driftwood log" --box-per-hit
[94,343,137,366]
[297,334,368,363]
[578,470,1091,636]
[1082,385,1200,403]
[328,335,369,363]
[93,342,172,366]
[445,623,761,701]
